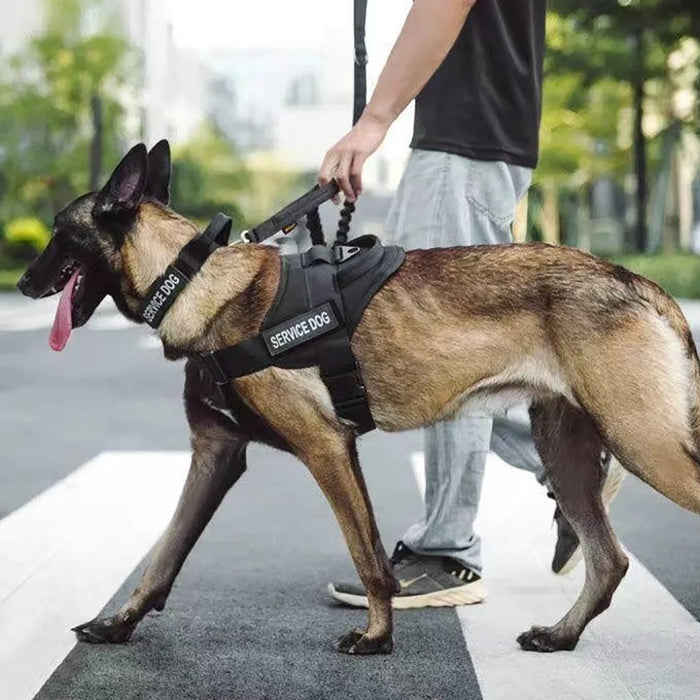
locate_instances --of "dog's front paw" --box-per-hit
[517,625,578,653]
[72,615,135,644]
[333,628,393,655]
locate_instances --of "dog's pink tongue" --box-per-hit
[49,268,80,352]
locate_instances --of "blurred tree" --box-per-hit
[537,14,632,246]
[170,122,251,228]
[0,0,132,225]
[548,0,700,251]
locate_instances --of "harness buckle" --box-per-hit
[334,245,361,263]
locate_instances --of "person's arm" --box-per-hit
[319,0,476,202]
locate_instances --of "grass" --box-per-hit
[610,252,700,300]
[0,267,23,291]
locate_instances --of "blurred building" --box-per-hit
[202,8,413,199]
[0,0,41,55]
[115,0,210,144]
[0,0,210,146]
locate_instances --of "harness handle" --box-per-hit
[243,181,339,244]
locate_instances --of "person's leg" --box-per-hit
[491,407,546,483]
[329,153,497,607]
[330,153,536,608]
[393,155,535,575]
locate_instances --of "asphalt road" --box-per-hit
[1,292,700,699]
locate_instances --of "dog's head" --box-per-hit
[17,140,175,350]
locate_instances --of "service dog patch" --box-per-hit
[262,303,339,356]
[139,265,189,328]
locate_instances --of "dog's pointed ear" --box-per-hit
[93,143,148,219]
[145,139,171,205]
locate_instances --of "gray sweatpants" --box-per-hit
[382,150,545,574]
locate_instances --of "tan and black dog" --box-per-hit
[17,141,700,655]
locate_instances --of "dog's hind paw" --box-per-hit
[517,625,578,653]
[333,628,393,655]
[72,616,135,644]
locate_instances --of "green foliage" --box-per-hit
[537,3,700,248]
[0,268,25,291]
[546,0,699,137]
[0,0,132,226]
[3,218,50,259]
[611,252,700,298]
[170,122,251,227]
[538,66,631,188]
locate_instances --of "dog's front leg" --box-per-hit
[73,398,248,644]
[299,437,399,655]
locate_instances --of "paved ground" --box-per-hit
[1,292,700,699]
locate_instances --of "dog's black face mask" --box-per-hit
[17,140,172,350]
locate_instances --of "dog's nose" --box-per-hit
[17,270,32,296]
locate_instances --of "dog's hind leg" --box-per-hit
[517,397,629,653]
[73,396,248,644]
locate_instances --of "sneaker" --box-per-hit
[551,453,627,575]
[327,541,487,609]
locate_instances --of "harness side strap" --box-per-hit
[246,182,340,244]
[318,330,375,433]
[302,241,375,433]
[200,330,375,434]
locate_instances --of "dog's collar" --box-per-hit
[137,213,232,328]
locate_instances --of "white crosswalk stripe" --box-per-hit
[412,451,700,700]
[0,452,189,700]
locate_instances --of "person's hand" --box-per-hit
[318,112,390,204]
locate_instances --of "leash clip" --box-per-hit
[240,229,251,244]
[334,245,361,263]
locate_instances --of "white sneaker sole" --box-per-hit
[555,455,627,576]
[327,579,488,609]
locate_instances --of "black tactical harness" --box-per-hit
[200,235,403,433]
[137,0,403,434]
[138,192,405,434]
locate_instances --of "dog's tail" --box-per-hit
[630,275,700,444]
[579,271,700,516]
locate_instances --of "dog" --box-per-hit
[17,141,700,655]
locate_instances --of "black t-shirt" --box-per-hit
[411,0,546,169]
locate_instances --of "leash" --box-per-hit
[139,1,370,327]
[333,0,368,246]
